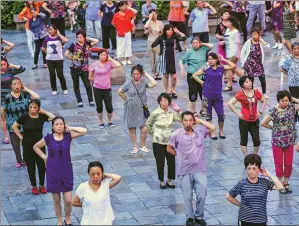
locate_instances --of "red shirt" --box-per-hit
[112,9,135,33]
[235,89,262,122]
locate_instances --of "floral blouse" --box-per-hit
[229,0,247,13]
[268,104,296,147]
[281,56,299,87]
[145,107,181,145]
[46,0,66,19]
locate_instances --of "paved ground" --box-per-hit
[1,29,299,225]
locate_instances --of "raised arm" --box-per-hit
[39,109,55,121]
[57,30,68,43]
[42,2,52,15]
[197,118,216,133]
[23,86,40,99]
[108,55,122,68]
[144,71,157,88]
[66,126,88,139]
[87,37,99,47]
[205,2,217,14]
[260,168,284,190]
[2,39,15,53]
[201,42,214,49]
[104,173,122,189]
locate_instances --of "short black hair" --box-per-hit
[48,24,57,30]
[157,92,172,105]
[244,154,262,169]
[227,16,240,30]
[208,52,220,65]
[181,111,195,121]
[118,1,127,7]
[221,9,231,16]
[76,30,86,39]
[251,27,261,35]
[291,41,299,50]
[149,9,156,14]
[88,161,105,180]
[29,99,41,109]
[131,64,144,76]
[276,90,291,103]
[239,76,252,88]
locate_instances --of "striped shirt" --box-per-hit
[229,177,274,224]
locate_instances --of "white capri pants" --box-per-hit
[116,32,132,58]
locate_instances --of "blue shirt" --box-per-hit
[29,16,48,40]
[141,3,157,22]
[281,56,299,87]
[229,177,274,224]
[85,0,101,21]
[189,8,211,33]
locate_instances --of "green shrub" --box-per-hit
[1,1,25,27]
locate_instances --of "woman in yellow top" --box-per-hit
[18,1,44,57]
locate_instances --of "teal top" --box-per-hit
[181,46,211,74]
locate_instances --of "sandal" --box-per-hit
[193,112,200,118]
[2,139,9,144]
[139,146,150,153]
[224,78,228,83]
[154,74,161,80]
[210,133,217,140]
[199,110,207,117]
[223,86,232,92]
[232,78,238,83]
[172,92,178,99]
[284,184,292,193]
[131,147,139,154]
[219,132,226,139]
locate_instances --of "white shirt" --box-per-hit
[225,28,241,58]
[76,179,114,225]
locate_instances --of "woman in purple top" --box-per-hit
[266,1,284,49]
[89,49,121,129]
[192,53,236,139]
[33,116,87,226]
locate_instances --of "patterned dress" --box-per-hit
[151,35,186,74]
[121,78,150,128]
[243,41,264,77]
[283,5,297,40]
[268,104,296,147]
[271,1,284,31]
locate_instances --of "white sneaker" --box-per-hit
[139,146,150,153]
[264,94,269,99]
[272,43,279,49]
[126,60,132,65]
[277,43,283,50]
[63,90,68,95]
[121,61,127,65]
[52,91,57,96]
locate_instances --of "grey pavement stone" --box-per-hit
[2,29,299,225]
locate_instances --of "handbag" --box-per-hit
[131,81,150,118]
[117,31,125,37]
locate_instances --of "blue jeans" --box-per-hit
[246,4,266,33]
[178,172,207,220]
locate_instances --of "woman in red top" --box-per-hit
[228,76,266,155]
[112,1,137,65]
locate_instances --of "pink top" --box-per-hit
[90,61,113,89]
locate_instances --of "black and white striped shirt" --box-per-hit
[229,177,274,224]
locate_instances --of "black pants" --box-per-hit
[34,37,47,65]
[10,132,22,163]
[187,73,202,102]
[239,119,260,147]
[249,76,266,94]
[289,86,299,98]
[232,11,247,43]
[70,68,93,103]
[50,18,65,36]
[47,60,67,91]
[23,146,46,187]
[153,143,175,181]
[193,32,209,43]
[239,221,266,226]
[93,87,113,113]
[102,25,116,50]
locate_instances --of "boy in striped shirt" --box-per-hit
[226,154,284,226]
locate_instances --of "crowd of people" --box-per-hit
[2,1,299,226]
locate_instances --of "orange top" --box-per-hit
[18,2,44,30]
[168,0,185,22]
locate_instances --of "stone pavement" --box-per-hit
[1,29,299,225]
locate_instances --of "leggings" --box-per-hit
[34,37,46,65]
[23,146,46,187]
[153,143,175,181]
[249,76,266,94]
[102,25,116,50]
[187,73,202,102]
[239,119,260,147]
[203,93,224,122]
[10,132,22,163]
[272,145,294,178]
[70,68,93,103]
[239,221,266,226]
[93,87,113,113]
[47,60,67,91]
